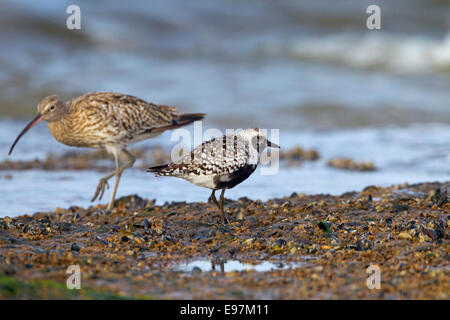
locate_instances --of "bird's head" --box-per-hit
[8,95,66,155]
[37,95,66,122]
[238,127,280,154]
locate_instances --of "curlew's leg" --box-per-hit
[91,171,115,203]
[106,153,122,210]
[119,149,136,172]
[91,149,136,207]
[106,149,136,210]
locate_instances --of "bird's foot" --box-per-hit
[91,178,110,202]
[106,202,114,211]
[215,223,232,234]
[221,214,230,225]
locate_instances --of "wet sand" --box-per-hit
[0,181,448,299]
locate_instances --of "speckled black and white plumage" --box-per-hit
[147,128,280,224]
[149,128,269,189]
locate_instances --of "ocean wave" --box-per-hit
[284,33,450,73]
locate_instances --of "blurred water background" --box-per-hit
[0,0,449,216]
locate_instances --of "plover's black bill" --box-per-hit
[267,140,280,148]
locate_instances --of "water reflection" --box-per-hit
[173,258,308,273]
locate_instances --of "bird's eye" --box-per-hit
[50,105,55,110]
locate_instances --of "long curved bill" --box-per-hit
[8,113,43,155]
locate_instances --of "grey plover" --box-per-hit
[147,128,280,224]
[8,92,205,210]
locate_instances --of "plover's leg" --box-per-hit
[219,188,229,224]
[210,189,227,224]
[106,149,136,210]
[210,189,220,209]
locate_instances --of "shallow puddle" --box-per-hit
[172,259,309,273]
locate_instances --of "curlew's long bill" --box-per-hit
[9,92,205,210]
[147,128,280,224]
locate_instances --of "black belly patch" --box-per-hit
[213,164,257,189]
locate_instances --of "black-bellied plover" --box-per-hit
[8,92,205,210]
[147,128,280,224]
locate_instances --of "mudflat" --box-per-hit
[0,182,448,299]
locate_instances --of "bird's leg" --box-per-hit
[119,149,136,174]
[210,189,220,209]
[210,189,229,224]
[219,188,229,225]
[91,171,115,202]
[209,189,229,224]
[106,150,136,210]
[106,153,122,210]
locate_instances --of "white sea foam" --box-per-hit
[286,33,450,73]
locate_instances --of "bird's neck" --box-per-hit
[47,114,74,145]
[247,142,261,165]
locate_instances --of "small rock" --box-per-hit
[0,264,16,276]
[165,211,178,217]
[317,221,331,234]
[160,234,173,242]
[385,217,393,227]
[281,201,293,208]
[356,239,372,251]
[141,218,151,229]
[429,188,448,207]
[274,239,287,247]
[115,194,147,209]
[192,266,202,274]
[427,219,445,239]
[391,204,409,213]
[70,243,81,252]
[95,236,109,245]
[330,236,341,246]
[1,217,13,229]
[418,232,432,243]
[306,243,320,254]
[327,157,376,171]
[236,209,245,220]
[398,232,412,240]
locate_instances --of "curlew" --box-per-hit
[9,92,205,210]
[147,128,279,224]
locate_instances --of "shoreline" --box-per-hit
[0,181,448,299]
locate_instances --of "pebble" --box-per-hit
[70,243,81,252]
[274,239,287,247]
[398,232,412,240]
[356,239,372,251]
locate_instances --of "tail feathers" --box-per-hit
[146,164,169,173]
[149,113,205,134]
[178,113,205,124]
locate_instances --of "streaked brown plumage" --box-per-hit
[9,92,205,210]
